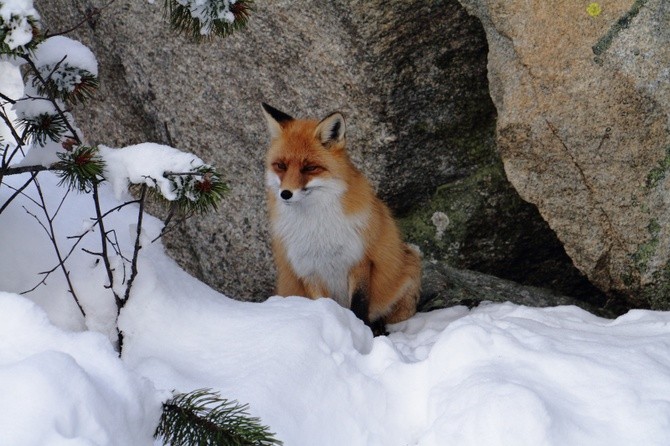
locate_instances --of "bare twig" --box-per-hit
[21,204,50,239]
[2,179,40,207]
[151,204,195,243]
[151,202,177,243]
[92,181,122,306]
[44,0,117,37]
[82,198,142,224]
[1,164,53,176]
[21,274,49,295]
[164,171,208,177]
[21,177,86,316]
[0,92,16,105]
[124,184,147,303]
[51,187,71,220]
[0,172,37,215]
[19,195,138,296]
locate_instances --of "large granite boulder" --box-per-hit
[457,0,670,309]
[38,0,601,304]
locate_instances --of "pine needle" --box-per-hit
[163,0,253,41]
[155,388,283,446]
[53,145,105,192]
[18,112,68,147]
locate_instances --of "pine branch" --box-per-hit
[32,57,99,105]
[0,14,42,56]
[163,0,253,41]
[21,55,82,145]
[156,389,283,446]
[165,166,228,214]
[53,145,105,192]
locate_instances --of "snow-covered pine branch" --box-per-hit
[0,0,41,54]
[1,4,228,343]
[29,35,99,104]
[100,143,227,214]
[164,0,253,40]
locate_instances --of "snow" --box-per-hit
[0,292,163,445]
[176,0,237,35]
[3,52,670,446]
[12,83,59,122]
[99,143,206,201]
[0,60,23,142]
[33,35,98,77]
[2,169,670,446]
[0,0,39,50]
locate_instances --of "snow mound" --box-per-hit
[121,247,670,446]
[0,292,163,445]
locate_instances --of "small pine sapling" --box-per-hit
[1,2,281,444]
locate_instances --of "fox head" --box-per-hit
[262,103,350,205]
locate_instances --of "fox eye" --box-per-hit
[273,162,287,172]
[301,165,322,173]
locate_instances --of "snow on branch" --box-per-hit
[0,0,41,54]
[100,143,227,213]
[164,0,253,40]
[30,36,99,104]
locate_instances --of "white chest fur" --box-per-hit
[271,179,368,308]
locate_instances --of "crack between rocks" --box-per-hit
[545,120,627,259]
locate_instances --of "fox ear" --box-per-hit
[315,112,346,147]
[261,103,294,139]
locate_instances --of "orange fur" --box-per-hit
[262,104,421,331]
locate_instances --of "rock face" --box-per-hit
[457,0,670,309]
[420,261,606,316]
[39,0,601,304]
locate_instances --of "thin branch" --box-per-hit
[105,228,131,265]
[3,179,41,207]
[0,172,37,215]
[20,275,48,295]
[151,202,177,243]
[81,247,104,257]
[0,92,16,105]
[1,164,53,176]
[44,0,117,37]
[151,206,195,243]
[33,180,84,315]
[87,198,142,223]
[92,181,122,307]
[20,196,136,295]
[21,204,50,239]
[123,184,147,303]
[21,178,86,316]
[51,187,71,221]
[164,171,209,177]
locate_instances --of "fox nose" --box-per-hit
[280,190,293,200]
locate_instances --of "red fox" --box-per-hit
[261,103,421,334]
